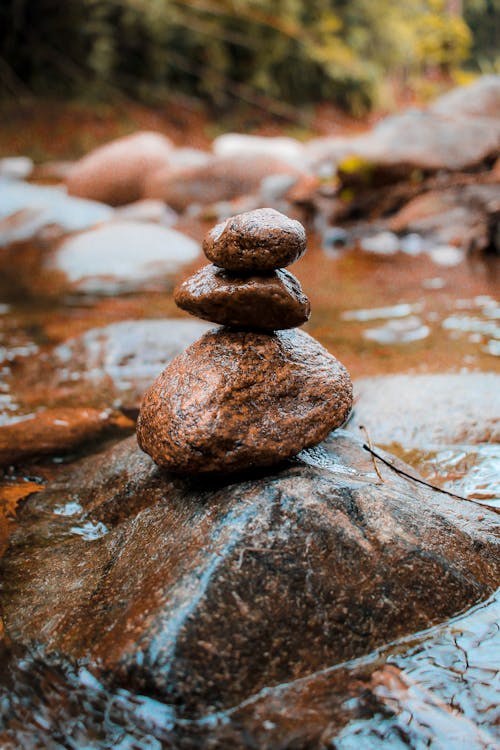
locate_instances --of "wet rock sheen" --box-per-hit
[2,431,499,723]
[174,265,311,330]
[137,327,353,474]
[203,208,307,271]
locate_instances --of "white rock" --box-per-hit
[0,178,113,246]
[115,199,177,226]
[361,231,400,256]
[428,245,464,266]
[213,134,306,168]
[168,148,212,170]
[0,157,33,179]
[50,221,200,294]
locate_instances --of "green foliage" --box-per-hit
[0,0,487,112]
[464,0,500,72]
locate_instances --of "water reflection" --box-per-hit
[1,588,498,748]
[402,444,500,508]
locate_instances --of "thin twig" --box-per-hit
[361,443,475,503]
[359,425,385,482]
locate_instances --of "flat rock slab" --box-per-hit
[305,98,500,176]
[350,373,500,447]
[2,430,499,721]
[0,407,132,467]
[430,74,500,119]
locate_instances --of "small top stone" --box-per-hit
[203,207,307,272]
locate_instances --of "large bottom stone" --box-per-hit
[2,431,499,722]
[137,327,353,474]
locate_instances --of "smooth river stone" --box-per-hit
[174,265,310,330]
[203,208,307,272]
[137,328,352,474]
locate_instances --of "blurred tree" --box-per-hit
[0,0,486,112]
[464,0,500,72]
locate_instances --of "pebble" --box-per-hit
[203,208,306,271]
[174,265,310,330]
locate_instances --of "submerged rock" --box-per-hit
[49,220,200,294]
[11,319,213,416]
[0,178,113,247]
[2,430,499,722]
[53,319,212,400]
[351,374,500,447]
[174,265,310,330]
[203,208,307,271]
[137,327,352,473]
[65,131,174,206]
[0,407,132,467]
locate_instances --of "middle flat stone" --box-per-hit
[174,265,311,330]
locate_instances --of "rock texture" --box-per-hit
[203,208,306,271]
[65,131,173,206]
[2,430,499,723]
[137,327,352,474]
[174,265,310,330]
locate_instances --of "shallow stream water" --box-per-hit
[0,223,499,747]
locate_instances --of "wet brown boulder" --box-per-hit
[137,328,352,474]
[2,430,499,722]
[0,407,132,467]
[143,155,302,212]
[203,208,307,272]
[174,265,310,330]
[65,132,174,206]
[388,183,500,253]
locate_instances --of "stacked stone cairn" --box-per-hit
[137,208,353,474]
